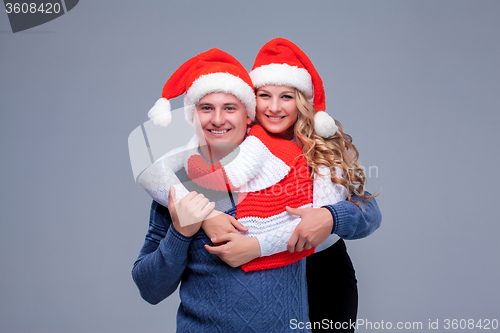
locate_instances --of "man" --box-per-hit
[132,48,381,332]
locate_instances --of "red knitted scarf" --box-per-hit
[187,125,314,272]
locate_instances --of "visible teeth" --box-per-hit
[269,116,283,120]
[211,130,228,134]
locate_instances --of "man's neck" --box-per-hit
[199,142,239,164]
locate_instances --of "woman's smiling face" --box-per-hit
[256,85,298,140]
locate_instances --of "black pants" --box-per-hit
[306,239,358,332]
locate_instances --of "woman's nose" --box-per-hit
[268,98,281,113]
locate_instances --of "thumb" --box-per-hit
[285,206,302,216]
[211,233,234,244]
[230,217,248,232]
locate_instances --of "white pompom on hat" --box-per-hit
[314,111,338,138]
[148,48,256,127]
[147,98,172,127]
[250,38,338,138]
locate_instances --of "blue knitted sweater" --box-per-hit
[133,202,311,332]
[132,192,381,332]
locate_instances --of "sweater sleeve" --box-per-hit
[253,219,301,257]
[131,201,192,305]
[312,167,348,207]
[137,158,190,209]
[322,191,382,240]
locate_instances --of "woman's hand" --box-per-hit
[285,206,333,253]
[204,234,261,267]
[168,186,215,237]
[202,211,248,244]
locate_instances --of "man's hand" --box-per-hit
[204,233,261,267]
[286,206,333,253]
[202,211,248,244]
[168,186,215,237]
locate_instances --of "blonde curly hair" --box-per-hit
[293,89,377,205]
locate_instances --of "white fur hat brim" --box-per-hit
[250,63,313,99]
[184,72,256,124]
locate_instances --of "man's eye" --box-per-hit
[226,107,235,111]
[201,106,212,111]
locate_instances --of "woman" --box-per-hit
[205,38,381,332]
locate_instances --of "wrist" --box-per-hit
[319,207,334,234]
[170,223,195,241]
[173,222,200,238]
[204,209,221,221]
[249,237,261,258]
[163,226,193,258]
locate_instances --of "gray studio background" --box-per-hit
[1,1,499,332]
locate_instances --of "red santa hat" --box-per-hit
[148,48,256,126]
[250,38,338,138]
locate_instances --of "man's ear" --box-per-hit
[246,117,252,125]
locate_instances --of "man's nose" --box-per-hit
[211,109,225,126]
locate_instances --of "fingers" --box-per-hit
[295,237,306,252]
[204,243,226,255]
[200,202,216,220]
[204,234,234,254]
[183,190,198,201]
[192,200,214,223]
[203,201,216,213]
[180,191,214,216]
[173,190,214,227]
[285,206,302,216]
[289,233,314,252]
[288,231,299,253]
[189,192,214,212]
[168,186,176,209]
[230,217,248,232]
[192,195,210,211]
[186,191,204,206]
[173,190,197,210]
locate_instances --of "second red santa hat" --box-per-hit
[250,38,338,138]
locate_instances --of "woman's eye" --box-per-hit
[282,95,293,100]
[258,93,270,98]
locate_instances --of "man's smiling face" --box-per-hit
[193,92,251,161]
